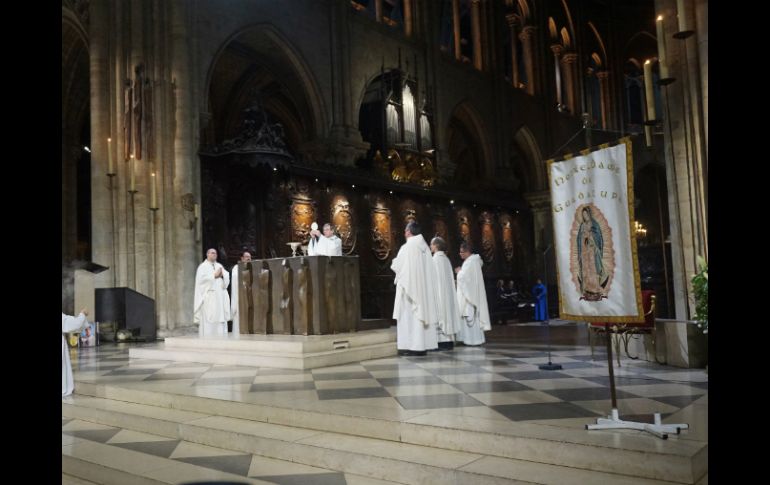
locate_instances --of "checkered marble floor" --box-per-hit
[69,328,708,425]
[62,417,395,484]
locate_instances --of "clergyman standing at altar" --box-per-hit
[194,248,231,337]
[308,222,342,256]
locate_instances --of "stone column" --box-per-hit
[506,13,519,88]
[164,0,200,335]
[470,0,482,70]
[524,190,553,283]
[519,26,536,95]
[327,0,369,166]
[86,0,107,275]
[375,0,382,22]
[561,52,578,114]
[550,44,563,107]
[452,0,461,61]
[596,70,610,130]
[403,0,413,37]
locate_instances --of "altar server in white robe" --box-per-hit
[62,309,90,397]
[430,236,461,350]
[308,223,342,256]
[391,221,439,355]
[194,248,231,337]
[230,251,252,336]
[454,241,491,345]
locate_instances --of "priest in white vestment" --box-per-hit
[430,236,461,350]
[308,223,343,256]
[391,221,439,355]
[194,248,231,337]
[62,309,90,397]
[455,242,491,346]
[230,251,252,337]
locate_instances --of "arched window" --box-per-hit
[586,54,602,127]
[352,0,409,35]
[439,0,473,64]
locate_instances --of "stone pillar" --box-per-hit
[506,13,519,88]
[403,0,413,37]
[88,0,114,289]
[452,0,461,61]
[327,0,369,166]
[519,26,536,95]
[596,70,609,130]
[470,0,482,70]
[561,52,578,114]
[696,0,707,156]
[375,0,382,22]
[524,191,553,284]
[550,44,563,107]
[437,148,456,184]
[164,0,200,335]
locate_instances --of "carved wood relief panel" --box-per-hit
[479,211,496,264]
[331,194,356,254]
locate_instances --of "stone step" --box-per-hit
[62,419,399,485]
[130,341,397,369]
[64,393,699,484]
[163,328,396,353]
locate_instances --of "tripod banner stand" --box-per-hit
[545,138,688,439]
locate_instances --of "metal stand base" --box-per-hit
[538,363,563,370]
[586,408,689,439]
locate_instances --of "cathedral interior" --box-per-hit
[62,1,708,482]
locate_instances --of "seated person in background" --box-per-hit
[505,280,517,298]
[496,280,508,300]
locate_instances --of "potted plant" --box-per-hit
[692,256,708,335]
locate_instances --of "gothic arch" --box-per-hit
[513,125,545,190]
[203,24,327,146]
[447,100,494,188]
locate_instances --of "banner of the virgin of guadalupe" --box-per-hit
[547,137,643,322]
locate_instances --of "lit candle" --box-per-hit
[643,60,657,122]
[129,154,136,192]
[150,172,157,209]
[194,203,200,219]
[107,137,115,175]
[676,0,691,33]
[655,16,670,80]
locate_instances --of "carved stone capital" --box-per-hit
[519,25,536,40]
[561,52,578,64]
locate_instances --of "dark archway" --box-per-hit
[447,101,491,190]
[201,26,323,265]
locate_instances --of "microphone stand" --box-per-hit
[538,244,562,371]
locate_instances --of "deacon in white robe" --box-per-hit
[230,250,252,337]
[62,309,90,397]
[455,242,491,346]
[391,221,439,355]
[308,223,343,256]
[430,237,461,349]
[194,248,231,337]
